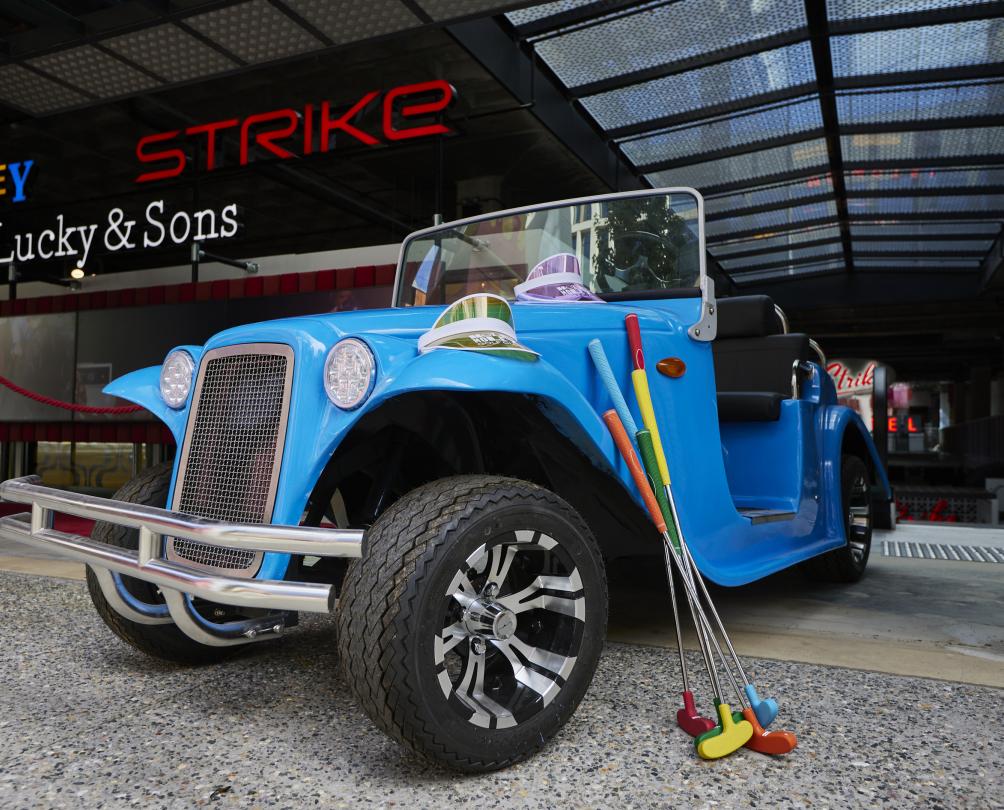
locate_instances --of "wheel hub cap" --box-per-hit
[463,599,518,640]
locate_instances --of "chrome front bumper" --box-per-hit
[0,476,364,645]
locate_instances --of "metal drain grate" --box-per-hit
[881,540,1004,563]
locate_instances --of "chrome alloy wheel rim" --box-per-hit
[847,473,871,564]
[435,529,586,729]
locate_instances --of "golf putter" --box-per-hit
[603,411,749,758]
[588,339,714,735]
[624,314,780,730]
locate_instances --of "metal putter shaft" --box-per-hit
[602,410,751,759]
[588,340,714,736]
[623,314,780,730]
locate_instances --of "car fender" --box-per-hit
[363,335,613,465]
[819,404,893,528]
[102,345,204,445]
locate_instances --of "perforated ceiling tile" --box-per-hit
[28,45,159,98]
[282,0,419,41]
[837,81,1004,125]
[708,224,841,253]
[844,167,1004,191]
[533,0,807,88]
[186,0,323,63]
[852,239,993,252]
[417,0,517,19]
[841,127,1004,162]
[507,0,597,25]
[718,241,844,270]
[705,175,833,216]
[583,42,816,131]
[705,199,837,236]
[734,258,846,280]
[622,97,822,167]
[855,256,981,268]
[647,137,830,191]
[850,222,1001,237]
[104,24,238,83]
[828,0,997,21]
[831,18,1004,77]
[847,194,1004,215]
[0,63,88,113]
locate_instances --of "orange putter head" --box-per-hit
[696,703,753,760]
[742,707,797,755]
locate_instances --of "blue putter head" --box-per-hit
[745,684,778,728]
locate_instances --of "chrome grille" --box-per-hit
[168,344,293,575]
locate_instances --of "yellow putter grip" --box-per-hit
[631,368,671,484]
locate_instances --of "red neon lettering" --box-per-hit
[303,103,313,155]
[383,80,453,141]
[888,417,898,433]
[186,119,238,170]
[136,131,185,183]
[240,109,299,165]
[321,92,380,149]
[907,417,919,433]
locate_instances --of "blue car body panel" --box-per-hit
[105,295,891,587]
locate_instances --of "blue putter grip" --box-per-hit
[588,339,638,436]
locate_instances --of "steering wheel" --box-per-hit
[610,230,676,285]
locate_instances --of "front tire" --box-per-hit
[801,454,873,582]
[85,463,238,665]
[336,475,607,772]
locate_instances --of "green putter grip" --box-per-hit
[636,430,681,551]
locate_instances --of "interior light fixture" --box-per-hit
[70,266,85,280]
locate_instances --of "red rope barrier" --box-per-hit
[0,374,144,414]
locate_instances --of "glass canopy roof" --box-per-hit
[506,0,1004,284]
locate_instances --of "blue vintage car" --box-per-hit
[0,188,890,771]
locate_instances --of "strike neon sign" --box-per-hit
[136,80,454,184]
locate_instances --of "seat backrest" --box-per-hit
[713,296,809,398]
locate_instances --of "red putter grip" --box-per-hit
[625,314,644,370]
[602,410,666,533]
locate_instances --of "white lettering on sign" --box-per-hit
[827,360,877,395]
[0,199,239,266]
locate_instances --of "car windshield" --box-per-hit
[396,190,702,307]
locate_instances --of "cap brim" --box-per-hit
[516,281,603,303]
[423,330,539,362]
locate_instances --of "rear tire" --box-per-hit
[801,454,872,583]
[84,463,238,665]
[336,475,607,772]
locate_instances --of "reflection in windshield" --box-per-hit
[398,191,701,307]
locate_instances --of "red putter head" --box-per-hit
[677,690,716,736]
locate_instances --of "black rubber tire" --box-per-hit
[84,463,238,665]
[801,454,872,583]
[336,475,607,773]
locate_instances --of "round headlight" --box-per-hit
[160,350,195,409]
[324,338,375,410]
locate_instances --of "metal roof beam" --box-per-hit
[509,0,641,38]
[979,226,1004,291]
[804,0,852,273]
[446,16,641,192]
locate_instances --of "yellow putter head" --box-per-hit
[696,703,753,760]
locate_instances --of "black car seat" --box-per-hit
[712,295,810,422]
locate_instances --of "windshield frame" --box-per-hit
[392,187,706,308]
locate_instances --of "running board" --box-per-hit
[738,508,796,525]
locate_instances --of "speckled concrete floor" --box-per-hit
[0,573,1001,809]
